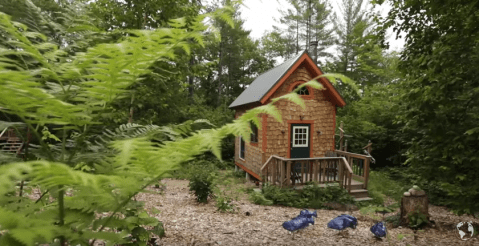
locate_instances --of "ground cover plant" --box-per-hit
[365,169,407,205]
[187,162,218,203]
[250,182,355,209]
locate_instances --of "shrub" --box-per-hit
[188,163,217,203]
[249,191,273,206]
[360,204,397,220]
[301,183,355,209]
[171,159,219,180]
[245,187,255,194]
[408,209,428,229]
[215,194,238,213]
[121,201,165,244]
[258,182,355,209]
[234,171,246,180]
[261,183,303,207]
[385,214,401,227]
[211,158,234,170]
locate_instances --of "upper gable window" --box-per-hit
[293,85,310,95]
[287,81,314,99]
[250,122,258,143]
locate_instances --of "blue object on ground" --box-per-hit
[300,209,317,218]
[370,222,387,238]
[282,215,315,232]
[327,214,358,230]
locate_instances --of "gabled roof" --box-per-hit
[229,50,346,109]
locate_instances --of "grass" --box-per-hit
[214,169,252,201]
[362,169,407,206]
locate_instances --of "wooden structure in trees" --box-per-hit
[0,127,25,156]
[229,50,373,201]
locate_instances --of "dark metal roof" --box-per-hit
[229,50,306,109]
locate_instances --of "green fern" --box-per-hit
[316,73,360,95]
[0,3,352,245]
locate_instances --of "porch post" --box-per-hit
[286,161,291,187]
[364,158,370,189]
[339,121,344,151]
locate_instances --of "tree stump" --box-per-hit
[400,194,429,226]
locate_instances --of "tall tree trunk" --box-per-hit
[227,44,231,100]
[307,0,311,50]
[296,9,299,54]
[188,56,194,104]
[217,41,223,106]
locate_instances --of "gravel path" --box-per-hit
[137,179,479,246]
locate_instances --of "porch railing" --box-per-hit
[328,150,371,189]
[260,155,354,193]
[0,128,19,141]
[0,128,7,140]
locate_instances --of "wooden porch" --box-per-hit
[260,149,373,201]
[0,127,25,156]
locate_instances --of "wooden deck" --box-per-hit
[290,179,364,190]
[260,150,373,201]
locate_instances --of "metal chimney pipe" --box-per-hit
[309,40,318,65]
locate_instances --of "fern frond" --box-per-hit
[271,93,306,110]
[0,152,18,165]
[316,73,359,94]
[0,121,25,130]
[0,161,127,197]
[0,207,62,245]
[299,80,325,90]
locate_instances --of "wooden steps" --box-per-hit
[353,197,373,202]
[349,188,373,202]
[1,138,24,155]
[350,189,369,198]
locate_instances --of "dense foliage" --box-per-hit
[0,1,336,244]
[379,0,479,215]
[188,162,217,203]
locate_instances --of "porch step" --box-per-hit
[353,197,373,202]
[0,140,24,155]
[349,189,369,198]
[350,184,364,190]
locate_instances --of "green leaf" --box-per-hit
[152,223,165,238]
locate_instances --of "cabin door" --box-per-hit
[290,124,310,158]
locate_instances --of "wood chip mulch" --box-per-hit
[137,179,479,246]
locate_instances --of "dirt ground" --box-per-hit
[135,179,479,246]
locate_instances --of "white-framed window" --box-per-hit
[250,122,258,143]
[239,136,245,160]
[293,84,310,95]
[292,126,308,147]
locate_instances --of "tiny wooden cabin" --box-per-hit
[229,50,372,201]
